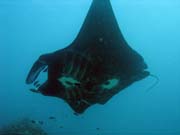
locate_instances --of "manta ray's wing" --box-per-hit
[26,0,150,114]
[69,0,148,78]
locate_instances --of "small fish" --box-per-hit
[49,116,56,120]
[73,112,79,116]
[31,120,36,124]
[96,128,100,130]
[38,121,44,125]
[59,126,63,128]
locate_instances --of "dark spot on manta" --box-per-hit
[49,116,56,120]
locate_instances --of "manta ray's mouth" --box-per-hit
[28,67,48,93]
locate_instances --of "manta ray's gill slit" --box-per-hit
[57,50,96,105]
[70,53,81,77]
[58,74,84,102]
[78,60,88,81]
[69,52,77,75]
[61,51,93,82]
[62,51,75,74]
[58,76,87,104]
[71,88,86,103]
[73,59,81,78]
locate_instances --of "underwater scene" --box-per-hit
[0,0,180,135]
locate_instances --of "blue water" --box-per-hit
[0,0,180,134]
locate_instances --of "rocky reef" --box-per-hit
[0,118,47,135]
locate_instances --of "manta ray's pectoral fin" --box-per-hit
[26,54,52,84]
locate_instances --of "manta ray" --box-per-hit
[26,0,150,114]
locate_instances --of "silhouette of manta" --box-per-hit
[26,0,150,114]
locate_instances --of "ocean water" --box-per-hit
[0,0,180,135]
